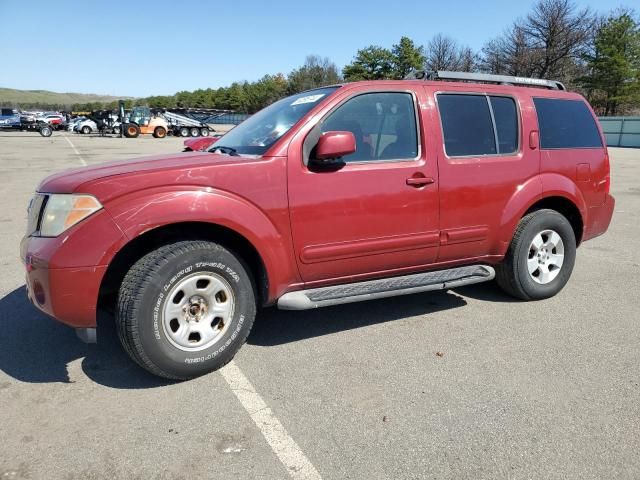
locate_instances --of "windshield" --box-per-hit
[209,86,340,155]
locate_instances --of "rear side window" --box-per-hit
[438,94,496,156]
[437,94,519,157]
[533,98,602,149]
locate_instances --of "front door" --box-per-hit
[287,88,440,284]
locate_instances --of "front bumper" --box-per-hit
[22,258,107,328]
[583,193,615,242]
[20,209,125,328]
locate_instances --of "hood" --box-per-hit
[38,152,247,194]
[183,136,219,151]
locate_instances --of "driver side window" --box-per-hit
[320,92,418,163]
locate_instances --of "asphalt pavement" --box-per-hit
[0,131,638,479]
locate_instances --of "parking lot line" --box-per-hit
[62,134,87,166]
[220,361,322,480]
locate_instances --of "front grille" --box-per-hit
[26,194,47,237]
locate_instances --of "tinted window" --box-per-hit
[321,92,418,162]
[438,94,496,156]
[533,98,602,149]
[490,96,518,154]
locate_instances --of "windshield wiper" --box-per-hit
[209,145,239,156]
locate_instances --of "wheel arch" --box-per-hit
[497,174,587,255]
[98,221,270,314]
[523,196,584,245]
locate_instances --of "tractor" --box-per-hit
[122,106,169,138]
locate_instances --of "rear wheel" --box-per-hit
[81,125,91,134]
[123,123,140,138]
[179,127,190,137]
[190,127,200,137]
[153,126,167,138]
[116,241,256,380]
[39,125,52,137]
[200,128,210,137]
[496,209,576,300]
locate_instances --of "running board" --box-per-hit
[277,265,495,310]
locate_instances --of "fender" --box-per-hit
[496,173,586,255]
[103,185,299,301]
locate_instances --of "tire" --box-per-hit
[179,127,190,137]
[81,125,91,134]
[200,128,210,137]
[495,209,576,301]
[39,126,52,137]
[190,127,200,137]
[123,123,140,138]
[153,126,167,138]
[116,241,256,380]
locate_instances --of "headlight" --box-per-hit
[40,194,103,237]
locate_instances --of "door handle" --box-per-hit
[406,176,435,187]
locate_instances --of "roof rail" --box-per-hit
[405,70,566,91]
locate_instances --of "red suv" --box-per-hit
[21,71,614,379]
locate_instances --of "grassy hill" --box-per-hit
[0,87,133,107]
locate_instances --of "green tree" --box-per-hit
[288,55,342,93]
[582,11,640,115]
[342,46,395,81]
[391,37,426,79]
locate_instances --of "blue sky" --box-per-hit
[0,0,622,97]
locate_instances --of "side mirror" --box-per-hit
[315,131,356,160]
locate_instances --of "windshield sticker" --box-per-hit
[291,94,325,106]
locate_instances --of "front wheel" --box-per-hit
[123,123,140,138]
[496,209,576,300]
[116,241,256,380]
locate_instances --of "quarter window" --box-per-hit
[320,92,418,162]
[490,96,518,154]
[437,94,520,157]
[533,98,602,149]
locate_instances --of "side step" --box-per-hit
[277,265,495,310]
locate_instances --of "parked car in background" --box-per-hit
[38,114,65,128]
[182,132,224,151]
[21,71,615,380]
[67,117,86,131]
[75,118,98,134]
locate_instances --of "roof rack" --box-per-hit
[405,70,566,91]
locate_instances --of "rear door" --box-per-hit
[427,86,540,261]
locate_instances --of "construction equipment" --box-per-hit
[122,106,170,138]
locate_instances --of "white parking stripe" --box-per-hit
[220,361,322,480]
[62,134,87,166]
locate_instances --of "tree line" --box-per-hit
[30,0,640,116]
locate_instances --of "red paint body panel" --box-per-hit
[21,79,615,329]
[20,210,124,327]
[183,135,220,152]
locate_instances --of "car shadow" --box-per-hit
[0,285,476,386]
[0,286,171,388]
[452,281,521,303]
[248,289,467,347]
